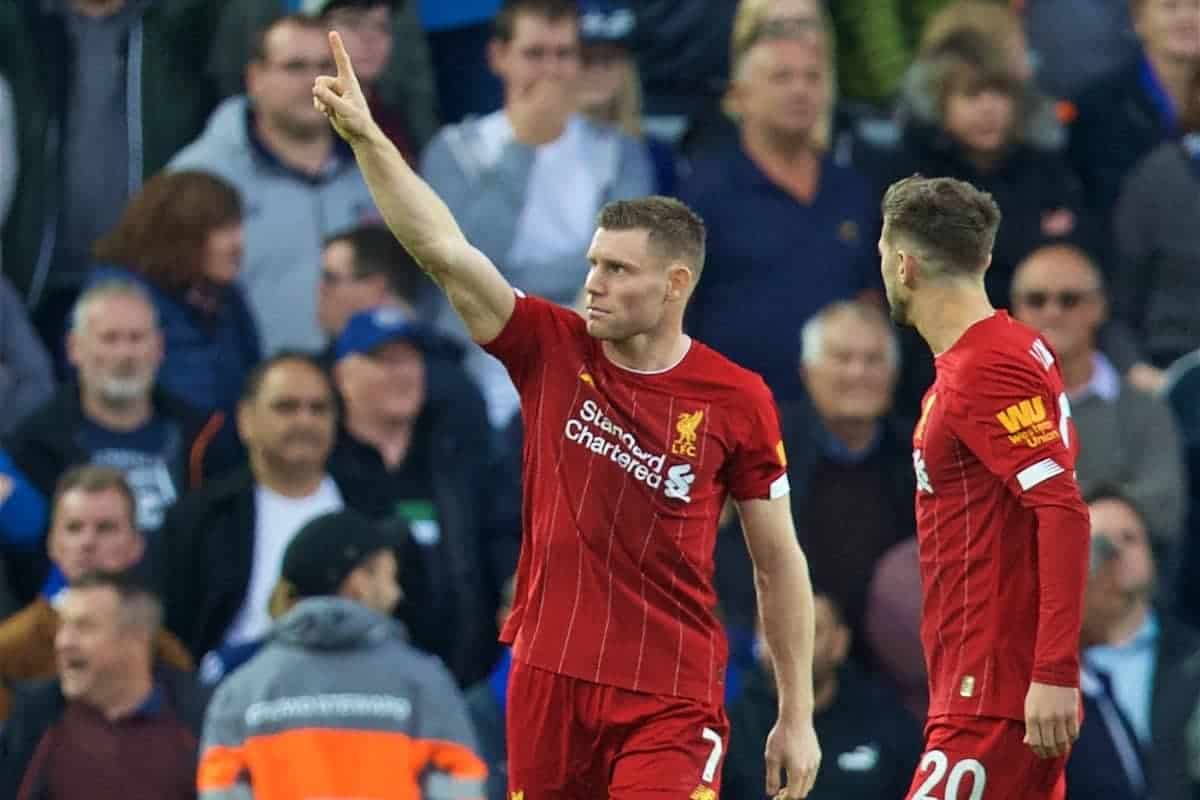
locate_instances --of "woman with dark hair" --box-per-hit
[87,170,261,417]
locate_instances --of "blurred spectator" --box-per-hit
[1068,489,1200,800]
[863,536,925,720]
[724,592,922,800]
[0,273,56,438]
[913,1,1066,150]
[307,0,427,164]
[318,224,430,345]
[1012,245,1186,546]
[678,20,878,403]
[1024,0,1139,101]
[170,14,378,354]
[155,353,348,659]
[0,466,192,722]
[1108,68,1200,393]
[6,281,228,562]
[828,0,954,107]
[0,0,225,358]
[681,0,845,165]
[419,0,504,123]
[211,0,437,150]
[0,571,207,800]
[576,0,679,195]
[465,574,516,800]
[329,308,500,684]
[420,0,653,426]
[781,301,915,656]
[879,28,1086,309]
[628,0,737,129]
[88,171,260,420]
[1066,0,1200,222]
[197,510,486,798]
[0,73,15,274]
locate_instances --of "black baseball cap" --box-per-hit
[281,509,403,598]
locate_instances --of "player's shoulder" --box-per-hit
[686,341,776,402]
[512,290,588,336]
[948,313,1060,398]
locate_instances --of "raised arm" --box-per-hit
[736,495,820,799]
[313,32,514,344]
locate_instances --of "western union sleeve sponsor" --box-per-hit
[995,396,1060,448]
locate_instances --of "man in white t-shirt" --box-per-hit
[154,352,362,660]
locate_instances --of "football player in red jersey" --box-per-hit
[313,24,822,800]
[879,175,1090,800]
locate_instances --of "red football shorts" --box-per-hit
[904,716,1067,800]
[506,658,729,800]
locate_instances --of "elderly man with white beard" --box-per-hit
[4,280,232,604]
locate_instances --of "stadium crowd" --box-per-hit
[0,0,1198,797]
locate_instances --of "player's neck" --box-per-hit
[915,285,995,357]
[602,329,691,374]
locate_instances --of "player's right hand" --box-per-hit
[1023,681,1080,759]
[313,31,375,144]
[764,717,821,798]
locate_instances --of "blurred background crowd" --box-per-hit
[0,0,1198,797]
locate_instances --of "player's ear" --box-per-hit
[666,263,691,302]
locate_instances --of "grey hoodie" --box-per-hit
[199,597,486,800]
[419,111,654,425]
[169,96,379,354]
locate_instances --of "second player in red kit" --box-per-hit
[879,176,1090,800]
[312,19,823,800]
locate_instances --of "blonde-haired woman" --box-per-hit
[575,0,679,194]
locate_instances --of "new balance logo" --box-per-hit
[913,449,933,494]
[664,463,696,502]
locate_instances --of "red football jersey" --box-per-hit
[911,311,1089,722]
[483,293,789,703]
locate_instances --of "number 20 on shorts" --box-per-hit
[911,750,987,800]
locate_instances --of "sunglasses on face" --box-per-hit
[1014,289,1096,310]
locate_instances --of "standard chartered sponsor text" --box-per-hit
[565,399,666,488]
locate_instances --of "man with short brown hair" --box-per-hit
[0,465,192,721]
[0,570,207,800]
[881,175,1090,800]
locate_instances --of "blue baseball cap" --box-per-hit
[579,0,635,45]
[334,306,429,361]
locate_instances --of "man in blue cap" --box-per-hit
[328,307,509,686]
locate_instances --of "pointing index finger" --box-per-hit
[328,30,358,85]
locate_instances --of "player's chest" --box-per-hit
[550,368,729,505]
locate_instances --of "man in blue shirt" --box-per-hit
[678,24,879,404]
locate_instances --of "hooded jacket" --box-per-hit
[197,597,487,800]
[168,96,379,354]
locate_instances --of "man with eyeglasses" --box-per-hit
[1011,244,1185,547]
[170,14,379,355]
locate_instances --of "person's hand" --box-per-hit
[313,31,377,143]
[508,77,573,146]
[1023,681,1080,759]
[765,716,821,798]
[1127,362,1167,394]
